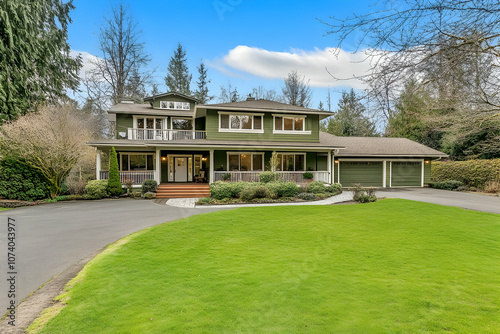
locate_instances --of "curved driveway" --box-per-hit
[0,199,223,313]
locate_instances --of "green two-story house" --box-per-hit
[89,92,447,197]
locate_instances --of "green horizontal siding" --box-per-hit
[116,114,133,138]
[339,162,383,187]
[424,162,431,184]
[205,109,319,142]
[391,162,421,186]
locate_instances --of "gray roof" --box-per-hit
[88,131,447,158]
[320,132,448,157]
[108,103,194,117]
[199,99,333,116]
[88,138,343,151]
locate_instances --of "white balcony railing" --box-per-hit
[214,171,330,183]
[100,171,154,184]
[127,128,206,141]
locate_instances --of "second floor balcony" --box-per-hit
[127,128,206,141]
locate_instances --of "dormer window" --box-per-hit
[273,115,311,134]
[218,112,264,133]
[159,101,190,110]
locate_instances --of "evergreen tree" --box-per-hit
[0,0,82,121]
[165,43,192,95]
[194,60,211,103]
[107,147,122,196]
[322,89,376,137]
[318,101,325,111]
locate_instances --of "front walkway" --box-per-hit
[166,192,354,209]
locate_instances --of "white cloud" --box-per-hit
[70,50,101,79]
[213,45,374,89]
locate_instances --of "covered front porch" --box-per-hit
[96,147,335,186]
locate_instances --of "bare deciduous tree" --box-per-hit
[0,104,94,197]
[282,70,313,107]
[85,4,153,105]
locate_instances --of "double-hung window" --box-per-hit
[273,115,310,134]
[227,153,264,171]
[219,113,263,133]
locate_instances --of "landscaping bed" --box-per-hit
[201,180,342,205]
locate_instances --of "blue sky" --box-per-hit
[68,0,379,108]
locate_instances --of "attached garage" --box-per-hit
[391,162,422,187]
[339,161,383,187]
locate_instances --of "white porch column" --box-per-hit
[327,151,332,184]
[389,161,393,187]
[155,148,161,184]
[96,150,101,180]
[209,149,215,184]
[383,160,387,188]
[421,159,425,187]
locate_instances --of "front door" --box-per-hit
[174,157,188,182]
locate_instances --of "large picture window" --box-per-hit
[120,153,155,171]
[219,113,263,132]
[276,153,305,171]
[273,116,309,134]
[227,153,264,171]
[171,118,193,130]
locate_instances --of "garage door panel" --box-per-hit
[391,162,421,186]
[340,162,383,187]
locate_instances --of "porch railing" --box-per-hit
[214,171,331,183]
[100,171,155,184]
[127,128,206,141]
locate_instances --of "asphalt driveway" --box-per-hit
[0,199,223,313]
[378,187,500,214]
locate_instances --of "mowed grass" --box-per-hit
[38,199,500,333]
[0,207,11,211]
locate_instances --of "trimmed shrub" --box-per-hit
[266,182,300,197]
[210,182,233,200]
[351,183,377,203]
[431,180,463,191]
[297,192,316,200]
[107,147,122,196]
[432,159,500,188]
[259,171,278,183]
[303,172,314,180]
[84,180,109,199]
[240,187,257,201]
[142,179,158,194]
[143,192,156,199]
[327,183,343,195]
[308,181,328,194]
[0,159,52,201]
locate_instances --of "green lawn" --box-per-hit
[0,207,11,211]
[36,199,500,333]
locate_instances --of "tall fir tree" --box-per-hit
[321,89,376,137]
[0,0,81,121]
[165,43,192,95]
[194,60,211,103]
[107,147,122,196]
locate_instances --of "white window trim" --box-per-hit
[275,152,307,172]
[158,101,190,110]
[218,112,264,133]
[272,115,311,134]
[170,117,194,130]
[119,152,156,172]
[226,152,265,171]
[133,116,167,129]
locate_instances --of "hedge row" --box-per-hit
[210,181,342,201]
[431,159,500,188]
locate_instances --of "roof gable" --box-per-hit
[144,92,200,103]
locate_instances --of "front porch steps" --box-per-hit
[156,183,210,199]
